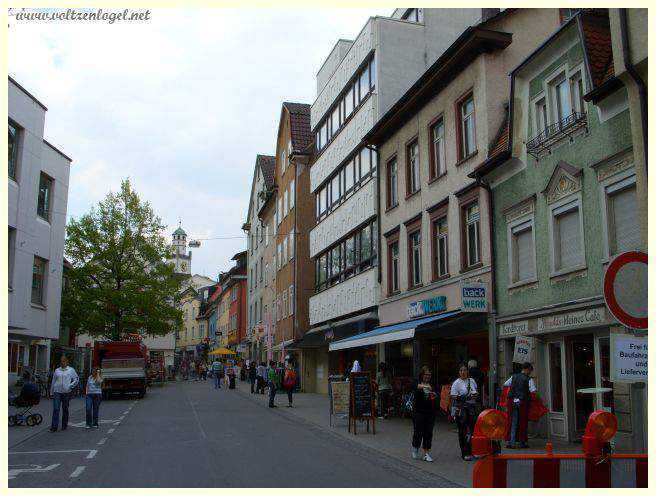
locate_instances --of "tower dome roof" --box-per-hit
[173,226,187,236]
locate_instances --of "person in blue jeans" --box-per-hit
[211,359,223,389]
[85,368,103,428]
[49,355,79,432]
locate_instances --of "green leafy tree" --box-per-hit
[63,179,183,341]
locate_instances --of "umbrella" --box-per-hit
[208,347,236,356]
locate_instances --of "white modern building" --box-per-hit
[8,76,72,383]
[306,8,498,359]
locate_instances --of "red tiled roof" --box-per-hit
[256,154,276,190]
[283,102,312,153]
[581,10,614,88]
[488,105,509,159]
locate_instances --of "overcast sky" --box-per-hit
[9,8,390,280]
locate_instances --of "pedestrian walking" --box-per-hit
[504,362,536,449]
[283,362,296,407]
[211,359,223,389]
[450,363,478,461]
[411,366,437,462]
[200,361,208,381]
[248,362,257,394]
[267,360,280,407]
[227,361,236,389]
[49,355,79,432]
[256,361,266,394]
[181,360,189,381]
[85,367,103,429]
[376,362,392,419]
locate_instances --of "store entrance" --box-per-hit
[568,334,596,434]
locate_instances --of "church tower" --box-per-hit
[171,223,192,275]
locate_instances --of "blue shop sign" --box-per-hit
[407,295,447,319]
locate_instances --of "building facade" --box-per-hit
[472,9,644,449]
[8,76,72,383]
[226,251,247,352]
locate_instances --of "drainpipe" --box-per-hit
[619,8,648,174]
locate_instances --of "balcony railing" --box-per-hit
[526,111,588,160]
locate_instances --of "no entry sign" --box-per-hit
[603,251,647,329]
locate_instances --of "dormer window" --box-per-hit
[402,8,423,23]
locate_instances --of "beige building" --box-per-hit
[331,9,561,392]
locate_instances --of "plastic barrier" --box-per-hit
[471,409,648,488]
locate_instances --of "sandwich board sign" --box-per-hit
[513,335,535,364]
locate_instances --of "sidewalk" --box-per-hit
[9,395,86,448]
[238,388,585,487]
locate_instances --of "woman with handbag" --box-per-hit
[410,366,437,462]
[450,364,478,461]
[283,362,296,407]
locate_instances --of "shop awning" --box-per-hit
[328,310,461,351]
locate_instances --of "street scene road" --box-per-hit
[9,381,459,488]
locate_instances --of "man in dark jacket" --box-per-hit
[504,362,535,449]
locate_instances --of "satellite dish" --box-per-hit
[189,240,201,248]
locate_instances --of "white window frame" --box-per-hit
[507,213,538,288]
[289,231,295,260]
[289,179,295,210]
[543,63,586,127]
[598,168,638,261]
[548,193,586,277]
[434,217,449,278]
[432,119,446,177]
[465,203,481,267]
[289,285,294,315]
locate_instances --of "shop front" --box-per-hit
[496,299,637,447]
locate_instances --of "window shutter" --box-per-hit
[557,209,582,269]
[516,228,535,281]
[611,186,640,253]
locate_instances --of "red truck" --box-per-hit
[93,342,149,399]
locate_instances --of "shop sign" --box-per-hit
[611,333,647,383]
[537,307,607,333]
[461,282,488,313]
[407,295,447,319]
[512,335,535,363]
[499,320,529,337]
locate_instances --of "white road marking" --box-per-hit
[97,437,108,446]
[70,466,86,478]
[86,450,98,459]
[122,410,129,415]
[107,428,115,434]
[68,419,119,428]
[10,449,94,456]
[8,464,60,479]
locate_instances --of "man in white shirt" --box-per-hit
[50,355,79,432]
[503,362,536,448]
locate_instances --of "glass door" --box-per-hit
[594,335,614,412]
[570,334,596,433]
[546,340,568,438]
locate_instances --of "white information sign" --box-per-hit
[611,334,647,383]
[513,335,535,364]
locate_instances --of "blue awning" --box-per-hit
[328,310,461,351]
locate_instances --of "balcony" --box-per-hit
[309,268,379,326]
[526,111,588,160]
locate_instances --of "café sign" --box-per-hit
[537,307,607,333]
[407,296,447,319]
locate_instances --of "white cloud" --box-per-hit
[9,7,390,277]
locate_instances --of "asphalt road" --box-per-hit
[8,380,459,488]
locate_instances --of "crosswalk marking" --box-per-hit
[70,466,86,478]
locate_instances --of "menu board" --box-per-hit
[350,372,373,418]
[330,381,349,416]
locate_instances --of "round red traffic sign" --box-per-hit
[603,251,647,329]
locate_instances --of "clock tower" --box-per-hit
[170,223,192,275]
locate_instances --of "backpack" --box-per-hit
[283,370,296,390]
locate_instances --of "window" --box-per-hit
[289,285,294,315]
[37,172,53,221]
[273,209,277,235]
[277,244,282,270]
[316,254,327,290]
[358,66,369,105]
[510,220,536,283]
[345,85,354,119]
[331,106,340,138]
[31,256,47,305]
[535,97,548,134]
[259,257,263,282]
[606,178,639,255]
[406,139,420,195]
[402,8,423,22]
[8,227,16,289]
[552,201,583,272]
[429,118,445,179]
[433,217,448,278]
[388,240,400,294]
[552,75,572,125]
[282,290,288,319]
[345,235,356,276]
[283,237,288,266]
[289,231,295,260]
[344,159,355,193]
[265,225,269,246]
[331,174,340,206]
[465,202,480,267]
[9,120,19,180]
[265,263,269,286]
[408,230,422,287]
[360,148,372,178]
[570,72,585,114]
[361,224,373,265]
[289,179,295,210]
[283,189,288,217]
[548,342,564,412]
[458,94,476,159]
[318,186,327,218]
[386,157,398,209]
[330,245,341,285]
[255,226,259,249]
[277,198,282,224]
[370,57,376,89]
